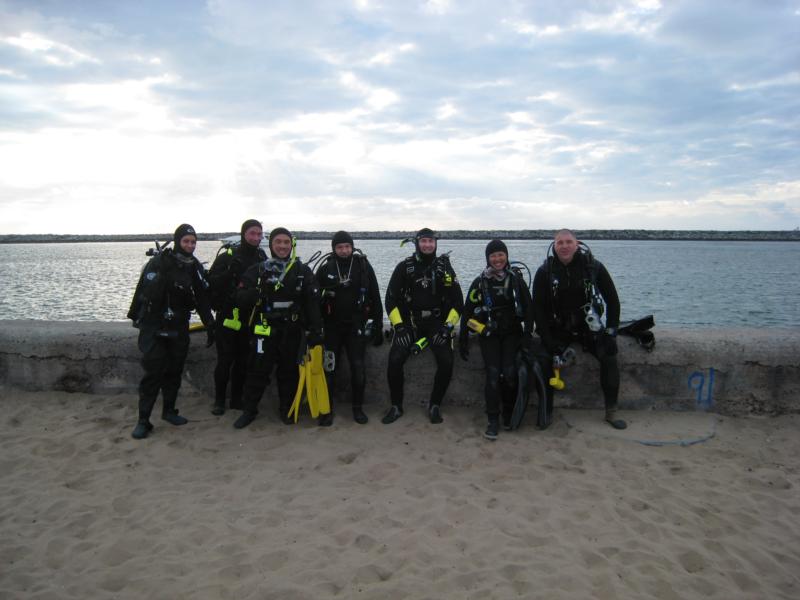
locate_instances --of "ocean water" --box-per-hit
[0,239,798,327]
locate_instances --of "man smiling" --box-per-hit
[532,229,626,430]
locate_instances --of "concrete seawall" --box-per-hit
[1,321,798,415]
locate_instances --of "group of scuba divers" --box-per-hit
[128,220,634,442]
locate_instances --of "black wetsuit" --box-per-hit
[128,249,213,421]
[316,253,383,413]
[236,258,323,419]
[207,241,267,409]
[384,252,463,410]
[461,268,539,420]
[532,251,621,410]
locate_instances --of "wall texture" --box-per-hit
[0,321,798,415]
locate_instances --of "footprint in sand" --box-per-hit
[354,533,378,551]
[677,549,708,574]
[337,451,360,465]
[352,563,393,584]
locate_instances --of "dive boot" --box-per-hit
[429,404,443,425]
[318,412,334,427]
[381,405,403,425]
[502,409,513,431]
[353,406,368,425]
[279,403,294,425]
[162,409,188,426]
[211,401,225,416]
[605,409,627,430]
[233,412,257,429]
[484,414,500,440]
[131,420,153,440]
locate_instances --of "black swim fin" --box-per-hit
[532,359,551,430]
[618,315,656,351]
[510,350,529,430]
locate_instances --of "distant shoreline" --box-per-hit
[1,229,799,243]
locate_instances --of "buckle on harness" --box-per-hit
[415,308,441,320]
[254,315,271,337]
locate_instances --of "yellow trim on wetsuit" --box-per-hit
[388,307,403,326]
[445,308,460,327]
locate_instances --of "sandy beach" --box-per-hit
[1,390,799,599]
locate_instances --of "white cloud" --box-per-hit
[505,20,564,37]
[575,6,661,35]
[729,72,800,92]
[0,68,25,79]
[526,92,560,103]
[58,74,203,132]
[367,42,416,66]
[506,1,662,39]
[339,71,399,110]
[422,0,451,16]
[0,0,797,233]
[436,101,457,120]
[2,31,99,66]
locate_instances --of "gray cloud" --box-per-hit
[0,0,798,233]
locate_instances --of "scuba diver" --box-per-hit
[206,219,267,416]
[459,239,546,440]
[532,229,627,430]
[232,227,324,429]
[312,231,383,425]
[127,224,215,440]
[383,228,463,425]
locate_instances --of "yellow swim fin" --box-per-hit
[288,358,307,423]
[305,348,319,418]
[308,344,330,416]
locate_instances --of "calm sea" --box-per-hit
[1,239,798,327]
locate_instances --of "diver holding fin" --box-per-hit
[532,229,627,430]
[311,231,383,425]
[232,227,324,429]
[287,343,331,423]
[460,239,548,439]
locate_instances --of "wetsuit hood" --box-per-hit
[173,223,197,257]
[331,230,354,251]
[484,238,508,266]
[240,218,263,257]
[268,227,293,259]
[414,227,437,264]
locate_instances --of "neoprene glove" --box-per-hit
[205,324,216,348]
[431,324,453,347]
[393,324,413,349]
[307,330,324,348]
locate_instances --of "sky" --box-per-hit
[0,0,798,234]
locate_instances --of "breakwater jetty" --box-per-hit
[1,321,797,416]
[1,230,799,243]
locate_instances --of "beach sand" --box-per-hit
[1,390,799,599]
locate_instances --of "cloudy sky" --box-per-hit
[1,0,798,234]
